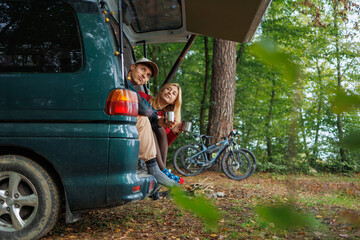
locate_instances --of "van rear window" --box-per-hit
[126,0,182,33]
[0,1,82,73]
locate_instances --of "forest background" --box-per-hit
[134,0,360,174]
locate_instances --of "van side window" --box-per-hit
[0,1,82,73]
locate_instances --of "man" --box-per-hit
[127,58,178,187]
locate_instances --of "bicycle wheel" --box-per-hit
[222,149,252,180]
[239,148,257,176]
[173,144,206,176]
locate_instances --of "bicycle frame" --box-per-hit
[188,136,233,167]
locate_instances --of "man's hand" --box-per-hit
[171,122,184,134]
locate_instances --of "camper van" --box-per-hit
[0,0,271,239]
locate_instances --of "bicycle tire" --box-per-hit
[173,144,193,176]
[173,144,206,176]
[232,132,257,176]
[238,148,257,176]
[222,149,252,180]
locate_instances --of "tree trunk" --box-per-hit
[333,0,347,162]
[299,108,309,158]
[313,59,323,162]
[150,45,159,95]
[265,79,275,162]
[243,87,259,148]
[207,39,236,167]
[236,43,245,65]
[199,37,210,135]
[207,39,237,169]
[207,39,237,138]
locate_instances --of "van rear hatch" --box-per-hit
[105,0,272,45]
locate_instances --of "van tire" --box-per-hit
[0,155,60,240]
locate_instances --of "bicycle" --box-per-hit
[173,130,252,180]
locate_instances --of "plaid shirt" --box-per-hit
[127,80,157,118]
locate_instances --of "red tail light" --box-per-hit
[105,89,138,116]
[149,180,155,193]
[132,185,141,193]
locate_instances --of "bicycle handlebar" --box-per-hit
[228,129,241,137]
[201,135,214,140]
[227,129,235,138]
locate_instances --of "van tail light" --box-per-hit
[105,89,138,116]
[149,180,155,193]
[132,185,141,193]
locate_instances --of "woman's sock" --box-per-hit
[162,168,184,184]
[146,159,178,187]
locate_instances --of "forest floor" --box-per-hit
[43,172,360,240]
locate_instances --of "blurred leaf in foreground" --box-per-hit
[339,210,360,226]
[256,203,323,230]
[343,130,360,150]
[171,187,220,228]
[331,89,360,114]
[249,39,300,84]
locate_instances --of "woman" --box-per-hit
[139,83,184,184]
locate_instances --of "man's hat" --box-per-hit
[134,58,159,78]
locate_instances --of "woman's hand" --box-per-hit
[171,122,184,134]
[158,117,174,129]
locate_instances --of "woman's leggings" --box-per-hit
[153,127,168,170]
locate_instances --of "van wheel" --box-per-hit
[0,155,60,240]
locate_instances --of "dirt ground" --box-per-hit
[43,172,360,240]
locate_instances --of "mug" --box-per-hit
[164,111,175,124]
[182,121,192,132]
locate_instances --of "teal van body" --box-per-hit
[0,1,156,238]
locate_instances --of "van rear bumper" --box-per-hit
[106,135,158,206]
[106,171,157,207]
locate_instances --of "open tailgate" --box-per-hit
[105,0,272,45]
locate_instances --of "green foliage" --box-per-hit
[257,162,288,174]
[293,160,312,174]
[257,159,313,174]
[314,158,359,173]
[170,187,220,229]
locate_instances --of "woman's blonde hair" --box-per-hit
[149,83,182,124]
